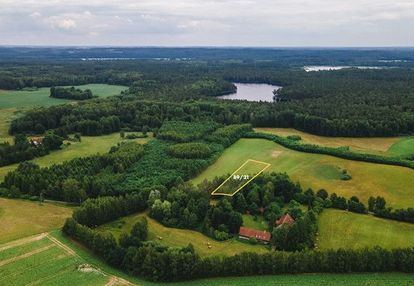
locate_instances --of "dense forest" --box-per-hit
[2,57,414,137]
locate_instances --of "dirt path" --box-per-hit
[0,244,55,267]
[0,233,48,252]
[46,234,76,256]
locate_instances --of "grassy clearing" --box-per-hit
[388,136,414,157]
[0,84,127,109]
[256,128,402,155]
[192,138,414,208]
[0,108,18,143]
[0,198,73,244]
[0,132,152,182]
[317,209,414,250]
[242,215,268,231]
[97,213,269,257]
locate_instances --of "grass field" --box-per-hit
[0,233,115,286]
[212,159,270,196]
[192,138,414,208]
[97,213,269,257]
[318,209,414,250]
[256,128,414,157]
[0,108,18,143]
[0,84,127,109]
[169,274,414,286]
[242,215,269,231]
[0,198,72,244]
[388,136,414,157]
[0,132,152,182]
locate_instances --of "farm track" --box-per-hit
[0,232,138,286]
[0,244,55,267]
[0,233,48,252]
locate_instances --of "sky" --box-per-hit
[1,0,414,47]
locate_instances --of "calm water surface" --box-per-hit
[218,83,281,102]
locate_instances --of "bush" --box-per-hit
[287,135,301,141]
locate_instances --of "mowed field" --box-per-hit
[167,274,414,286]
[0,198,72,244]
[0,84,127,109]
[97,213,269,257]
[0,133,152,181]
[256,128,414,157]
[192,138,414,208]
[318,209,414,250]
[0,232,138,286]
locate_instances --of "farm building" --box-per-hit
[276,213,295,227]
[239,226,271,244]
[30,136,44,147]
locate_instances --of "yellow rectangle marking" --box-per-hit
[211,159,271,197]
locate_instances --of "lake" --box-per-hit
[218,83,281,102]
[304,66,384,72]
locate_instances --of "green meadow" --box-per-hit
[0,84,127,109]
[0,132,152,182]
[192,138,414,208]
[318,209,414,250]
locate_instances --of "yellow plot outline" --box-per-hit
[211,159,271,197]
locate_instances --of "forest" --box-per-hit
[2,59,414,138]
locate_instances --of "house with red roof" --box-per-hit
[275,213,295,227]
[238,226,271,244]
[30,136,44,147]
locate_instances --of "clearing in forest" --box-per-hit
[211,159,270,196]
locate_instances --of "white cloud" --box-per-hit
[0,0,413,46]
[51,18,77,30]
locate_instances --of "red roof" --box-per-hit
[276,213,295,226]
[239,227,271,242]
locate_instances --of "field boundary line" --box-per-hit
[46,234,77,257]
[211,159,271,197]
[0,244,55,267]
[0,233,48,252]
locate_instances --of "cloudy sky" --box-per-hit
[1,0,414,46]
